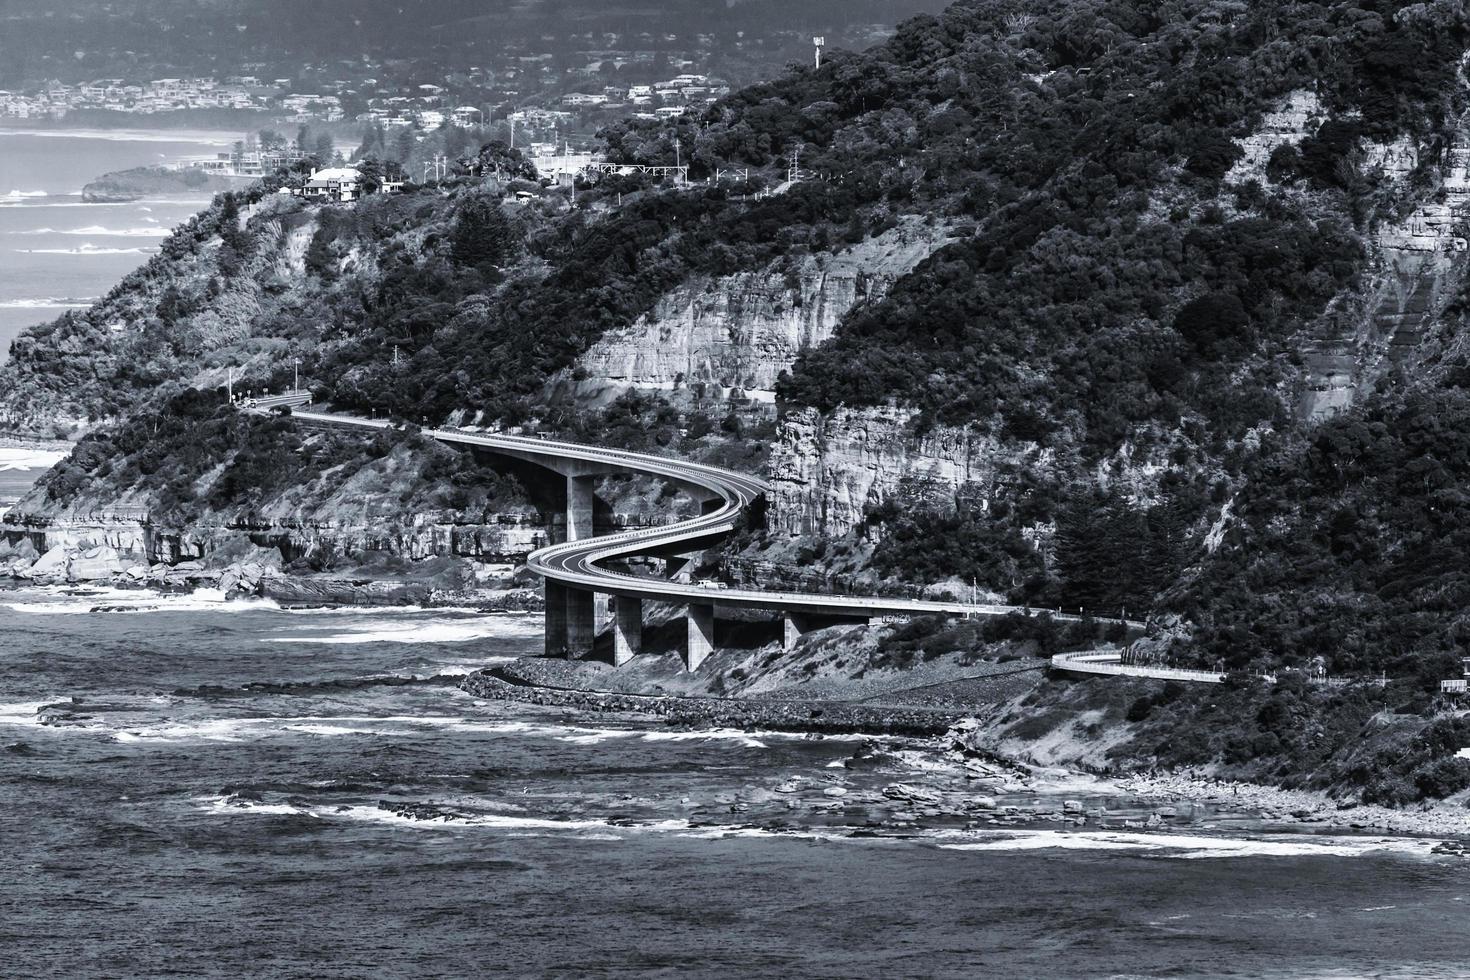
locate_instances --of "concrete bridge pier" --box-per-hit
[781,610,876,651]
[613,595,642,666]
[566,473,595,542]
[552,473,603,657]
[565,587,597,655]
[782,611,810,652]
[685,603,715,671]
[544,581,569,656]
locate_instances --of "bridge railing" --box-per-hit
[1050,651,1227,684]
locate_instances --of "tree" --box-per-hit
[450,197,516,269]
[392,128,417,166]
[1172,291,1249,357]
[356,158,383,195]
[314,132,335,163]
[1185,131,1242,180]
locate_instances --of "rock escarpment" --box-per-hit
[765,405,1064,540]
[575,219,953,402]
[1227,89,1470,419]
[0,513,549,581]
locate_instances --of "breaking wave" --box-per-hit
[935,829,1439,859]
[0,127,237,145]
[15,225,170,237]
[7,588,282,615]
[15,243,153,255]
[265,615,538,645]
[0,297,97,309]
[195,794,695,832]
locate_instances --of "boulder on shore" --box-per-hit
[26,545,69,582]
[68,546,125,581]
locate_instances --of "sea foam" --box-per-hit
[0,297,98,309]
[15,225,170,237]
[936,829,1439,859]
[16,244,153,255]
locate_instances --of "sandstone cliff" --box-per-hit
[766,405,1067,540]
[574,218,953,402]
[1228,89,1470,420]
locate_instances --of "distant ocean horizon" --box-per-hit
[0,128,240,362]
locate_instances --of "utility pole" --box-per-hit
[393,344,400,366]
[292,357,300,393]
[226,366,235,402]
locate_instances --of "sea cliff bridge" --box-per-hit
[253,394,1140,670]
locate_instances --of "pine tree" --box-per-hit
[450,198,516,269]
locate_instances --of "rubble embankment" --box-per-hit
[459,665,965,737]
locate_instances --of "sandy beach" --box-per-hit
[0,445,67,472]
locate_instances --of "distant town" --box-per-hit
[0,24,894,136]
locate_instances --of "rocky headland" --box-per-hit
[81,165,239,202]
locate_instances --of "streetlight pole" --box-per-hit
[293,357,300,393]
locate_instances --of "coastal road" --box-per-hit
[273,403,1143,628]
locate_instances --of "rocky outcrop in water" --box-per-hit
[81,165,237,203]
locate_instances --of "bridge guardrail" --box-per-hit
[1050,651,1227,684]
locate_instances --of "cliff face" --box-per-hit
[766,405,1065,539]
[1228,90,1470,420]
[575,219,952,401]
[1,513,548,571]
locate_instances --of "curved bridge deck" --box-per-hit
[280,404,1142,669]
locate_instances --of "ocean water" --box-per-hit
[2,585,1468,979]
[0,129,237,360]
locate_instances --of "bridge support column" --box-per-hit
[565,587,596,656]
[566,474,595,543]
[685,603,715,672]
[613,596,642,666]
[544,581,569,656]
[782,611,811,652]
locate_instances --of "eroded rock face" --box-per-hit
[1226,89,1323,184]
[1229,89,1470,420]
[1,515,550,578]
[765,405,1061,539]
[576,219,953,400]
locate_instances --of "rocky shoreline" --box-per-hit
[459,668,963,737]
[1114,771,1470,840]
[461,665,1470,841]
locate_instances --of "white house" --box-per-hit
[302,167,362,203]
